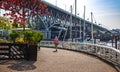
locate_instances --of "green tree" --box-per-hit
[0,16,12,30]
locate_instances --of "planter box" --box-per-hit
[26,44,37,61]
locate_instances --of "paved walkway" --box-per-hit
[0,47,117,72]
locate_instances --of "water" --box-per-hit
[99,42,120,50]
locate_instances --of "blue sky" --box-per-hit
[44,0,120,30]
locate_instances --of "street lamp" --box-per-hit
[91,12,94,43]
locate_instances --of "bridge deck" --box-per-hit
[0,47,117,72]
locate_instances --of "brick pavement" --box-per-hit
[0,47,117,72]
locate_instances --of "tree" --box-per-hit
[0,16,12,30]
[0,0,49,30]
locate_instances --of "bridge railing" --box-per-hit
[39,41,120,67]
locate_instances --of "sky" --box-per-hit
[44,0,120,30]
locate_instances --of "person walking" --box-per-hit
[53,36,59,52]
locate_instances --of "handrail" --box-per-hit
[39,41,120,68]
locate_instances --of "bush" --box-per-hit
[22,30,44,44]
[9,31,20,43]
[8,30,44,44]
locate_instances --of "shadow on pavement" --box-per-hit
[8,60,36,71]
[0,60,36,71]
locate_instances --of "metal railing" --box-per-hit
[39,41,120,67]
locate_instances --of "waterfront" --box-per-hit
[0,47,117,72]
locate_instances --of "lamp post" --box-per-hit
[70,5,73,42]
[83,6,86,43]
[75,0,77,16]
[79,20,81,39]
[91,12,94,43]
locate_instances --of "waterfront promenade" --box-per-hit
[0,47,117,72]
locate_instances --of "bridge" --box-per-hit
[29,0,111,41]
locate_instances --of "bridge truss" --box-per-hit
[26,1,111,41]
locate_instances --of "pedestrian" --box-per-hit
[53,36,59,52]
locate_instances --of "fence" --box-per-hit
[0,43,27,60]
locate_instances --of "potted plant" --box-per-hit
[22,30,44,61]
[8,30,43,61]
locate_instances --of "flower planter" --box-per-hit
[9,30,43,61]
[26,44,37,61]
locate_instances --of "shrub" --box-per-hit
[8,30,44,44]
[9,31,20,43]
[22,30,44,44]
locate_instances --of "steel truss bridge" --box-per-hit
[27,1,111,41]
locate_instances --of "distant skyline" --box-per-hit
[44,0,120,30]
